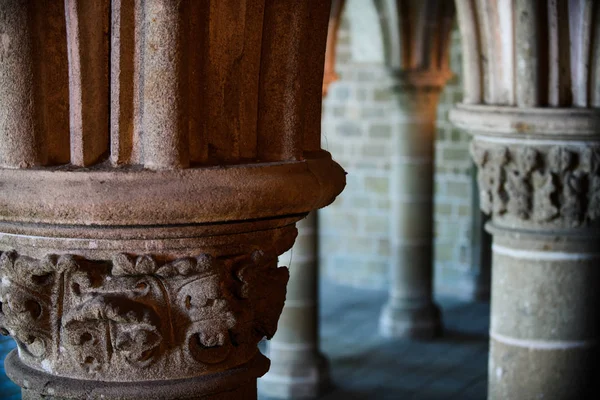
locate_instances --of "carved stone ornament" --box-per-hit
[0,248,289,382]
[471,141,600,227]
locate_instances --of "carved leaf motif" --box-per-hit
[470,143,600,225]
[65,294,164,370]
[516,147,538,174]
[491,147,509,166]
[548,147,575,173]
[531,171,558,222]
[561,171,585,225]
[155,254,216,277]
[470,142,488,167]
[0,247,290,378]
[0,251,55,360]
[112,253,137,276]
[234,250,289,339]
[588,175,600,220]
[112,254,159,276]
[506,172,531,219]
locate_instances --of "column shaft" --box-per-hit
[488,231,600,398]
[373,0,454,339]
[260,213,329,398]
[380,88,442,338]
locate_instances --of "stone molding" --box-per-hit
[0,247,288,382]
[0,151,345,227]
[450,104,600,139]
[6,350,269,400]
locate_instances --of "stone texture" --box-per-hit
[452,2,600,397]
[0,1,345,399]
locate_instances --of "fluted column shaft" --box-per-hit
[0,1,345,399]
[452,1,600,398]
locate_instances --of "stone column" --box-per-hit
[259,3,345,398]
[451,1,600,398]
[0,1,345,400]
[259,213,328,399]
[374,0,455,339]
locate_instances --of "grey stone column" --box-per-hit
[373,0,455,339]
[452,2,600,397]
[452,107,600,399]
[379,85,444,338]
[259,213,329,398]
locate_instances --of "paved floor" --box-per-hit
[259,281,490,400]
[0,280,490,400]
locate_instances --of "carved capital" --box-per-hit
[450,105,600,230]
[471,140,600,228]
[0,245,289,382]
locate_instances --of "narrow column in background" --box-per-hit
[374,0,455,339]
[260,213,329,398]
[259,2,345,397]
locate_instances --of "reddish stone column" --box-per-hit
[0,1,345,399]
[452,1,600,398]
[374,0,455,339]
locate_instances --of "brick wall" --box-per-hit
[319,1,478,297]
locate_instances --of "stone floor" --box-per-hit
[259,280,490,400]
[0,280,489,400]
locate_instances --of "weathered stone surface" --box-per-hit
[489,337,599,400]
[0,1,345,399]
[0,245,289,381]
[452,2,600,397]
[452,105,600,231]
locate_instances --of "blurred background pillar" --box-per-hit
[375,0,456,339]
